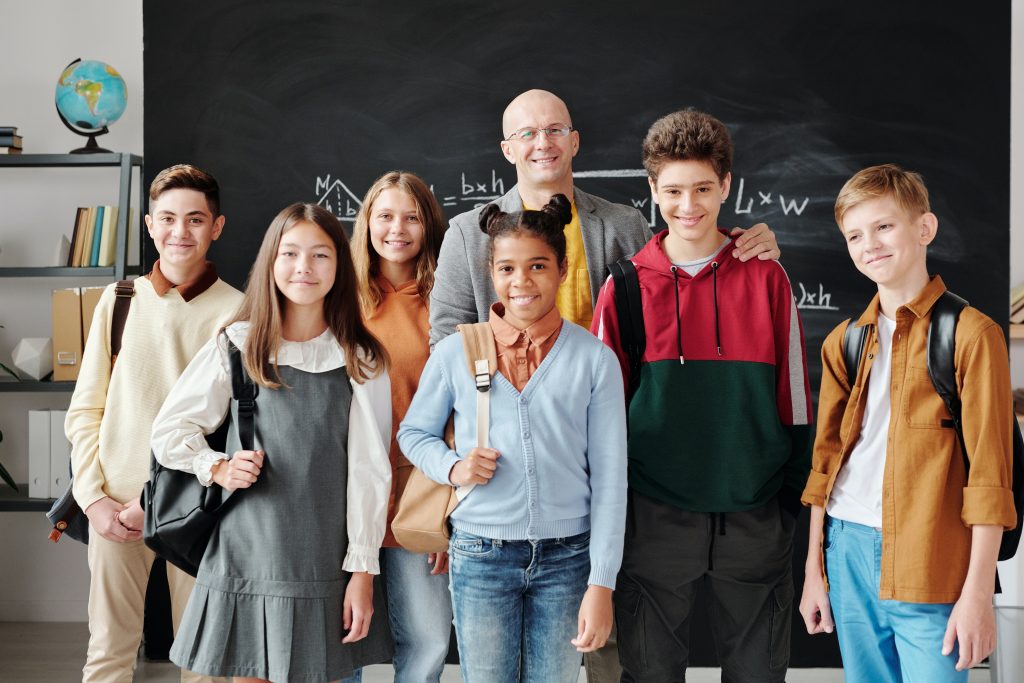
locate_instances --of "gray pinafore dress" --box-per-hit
[170,361,393,682]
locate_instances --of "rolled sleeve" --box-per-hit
[961,486,1017,529]
[801,469,831,508]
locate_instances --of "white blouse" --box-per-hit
[150,321,392,574]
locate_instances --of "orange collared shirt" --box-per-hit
[802,275,1016,602]
[488,303,563,392]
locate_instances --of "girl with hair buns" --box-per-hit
[398,194,628,683]
[350,171,454,682]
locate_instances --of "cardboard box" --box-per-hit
[49,410,71,498]
[81,286,105,344]
[28,410,51,499]
[51,288,83,381]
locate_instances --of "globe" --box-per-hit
[55,59,127,130]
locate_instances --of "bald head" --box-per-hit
[502,89,573,138]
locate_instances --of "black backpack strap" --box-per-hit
[110,279,135,368]
[926,291,969,470]
[227,340,259,452]
[841,319,870,388]
[609,258,645,402]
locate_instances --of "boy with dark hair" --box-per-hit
[799,164,1016,681]
[66,164,242,682]
[591,109,813,682]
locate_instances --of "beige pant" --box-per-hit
[84,534,223,683]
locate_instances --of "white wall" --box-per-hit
[0,0,143,621]
[0,0,1021,621]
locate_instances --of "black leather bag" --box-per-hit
[45,461,90,544]
[141,340,257,577]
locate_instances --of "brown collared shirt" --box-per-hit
[802,275,1016,602]
[488,303,563,392]
[148,259,220,301]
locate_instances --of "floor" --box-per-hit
[0,622,994,682]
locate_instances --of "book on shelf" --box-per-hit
[1012,282,1024,309]
[0,134,23,147]
[0,146,22,154]
[89,206,105,266]
[67,208,86,266]
[78,207,96,267]
[97,205,118,267]
[0,126,17,136]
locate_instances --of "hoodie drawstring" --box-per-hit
[671,266,684,364]
[711,261,722,356]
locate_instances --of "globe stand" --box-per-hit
[56,104,112,154]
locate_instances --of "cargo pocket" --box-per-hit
[768,580,794,672]
[614,576,648,672]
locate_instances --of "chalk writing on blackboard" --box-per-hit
[795,282,839,311]
[315,175,363,221]
[733,177,809,217]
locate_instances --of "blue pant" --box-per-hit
[825,517,967,683]
[448,529,590,683]
[383,546,453,683]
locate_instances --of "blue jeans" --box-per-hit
[383,546,453,683]
[448,529,590,683]
[825,517,967,683]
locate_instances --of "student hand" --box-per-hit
[85,496,143,543]
[342,572,374,643]
[798,569,834,635]
[572,585,613,652]
[729,223,780,261]
[943,589,996,670]
[116,496,144,531]
[211,450,264,492]
[448,448,500,486]
[427,551,449,575]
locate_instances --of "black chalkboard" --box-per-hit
[143,0,1010,670]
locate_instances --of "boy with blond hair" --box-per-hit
[799,164,1017,681]
[66,164,242,682]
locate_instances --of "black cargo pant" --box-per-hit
[615,490,797,683]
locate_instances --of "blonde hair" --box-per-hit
[835,164,930,227]
[350,171,447,317]
[230,203,387,387]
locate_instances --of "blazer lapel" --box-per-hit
[573,188,608,303]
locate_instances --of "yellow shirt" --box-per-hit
[526,201,592,329]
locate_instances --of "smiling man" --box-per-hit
[65,165,241,683]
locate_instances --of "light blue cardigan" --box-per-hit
[397,321,627,589]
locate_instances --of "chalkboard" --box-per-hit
[143,0,1011,669]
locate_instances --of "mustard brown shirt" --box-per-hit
[802,275,1016,602]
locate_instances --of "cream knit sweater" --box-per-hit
[66,276,243,509]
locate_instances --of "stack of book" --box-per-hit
[1,126,22,154]
[67,206,127,267]
[1012,282,1024,324]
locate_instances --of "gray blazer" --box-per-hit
[429,184,651,346]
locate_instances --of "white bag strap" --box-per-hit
[454,324,497,502]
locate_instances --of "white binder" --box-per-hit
[28,410,51,499]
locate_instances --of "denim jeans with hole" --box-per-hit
[825,517,967,683]
[448,529,590,683]
[383,546,453,683]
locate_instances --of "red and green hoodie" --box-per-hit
[590,230,813,513]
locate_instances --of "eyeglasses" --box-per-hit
[503,125,574,142]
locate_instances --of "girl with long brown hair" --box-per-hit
[152,203,393,683]
[350,171,452,682]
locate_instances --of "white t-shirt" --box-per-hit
[826,313,896,528]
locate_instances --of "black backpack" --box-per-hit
[609,258,645,403]
[843,291,1024,562]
